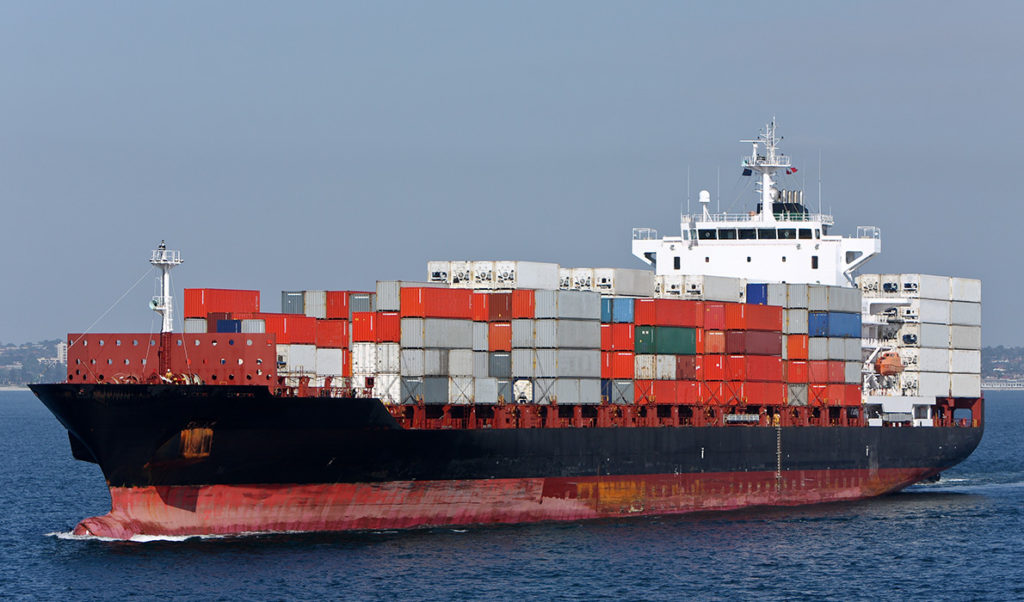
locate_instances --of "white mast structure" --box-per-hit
[632,120,881,287]
[150,241,183,334]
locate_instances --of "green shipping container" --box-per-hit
[634,326,695,355]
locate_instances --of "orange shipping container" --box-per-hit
[611,351,635,379]
[400,288,474,319]
[610,324,635,351]
[701,355,726,381]
[745,382,787,406]
[634,380,655,405]
[512,289,535,318]
[351,312,377,342]
[257,313,316,345]
[315,319,348,348]
[676,381,699,404]
[488,322,512,351]
[601,324,612,351]
[184,288,260,319]
[471,293,490,322]
[724,303,783,332]
[827,361,845,383]
[699,381,724,404]
[704,302,726,330]
[704,330,726,354]
[377,312,401,343]
[653,381,677,405]
[808,360,830,383]
[786,360,809,383]
[787,334,809,360]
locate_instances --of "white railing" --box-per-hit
[632,227,659,240]
[687,212,835,226]
[151,249,182,264]
[857,226,881,239]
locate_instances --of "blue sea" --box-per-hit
[1,389,1021,601]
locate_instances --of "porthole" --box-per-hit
[124,359,130,365]
[133,339,138,346]
[116,339,122,346]
[228,339,235,346]
[247,339,253,346]
[107,359,113,365]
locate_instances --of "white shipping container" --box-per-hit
[950,325,982,350]
[655,355,677,380]
[559,267,572,290]
[557,291,601,320]
[426,260,451,284]
[184,318,208,333]
[555,378,581,404]
[400,349,424,376]
[376,343,400,373]
[900,274,951,300]
[635,354,656,380]
[784,309,808,334]
[471,261,496,289]
[473,322,489,351]
[856,274,881,296]
[950,373,981,398]
[684,275,745,302]
[808,338,828,360]
[241,319,265,334]
[898,323,951,348]
[571,268,595,291]
[424,349,448,376]
[900,371,951,397]
[533,319,600,349]
[511,319,535,348]
[400,318,424,348]
[534,290,558,319]
[950,301,982,326]
[950,349,981,374]
[372,372,401,404]
[900,298,952,324]
[593,268,655,297]
[513,379,533,402]
[844,361,861,384]
[844,338,862,361]
[827,337,844,360]
[534,378,556,404]
[807,285,829,311]
[283,344,316,374]
[899,347,949,372]
[316,348,345,377]
[475,377,498,404]
[827,287,861,313]
[656,274,684,298]
[351,342,377,375]
[786,283,809,308]
[879,274,901,296]
[303,290,327,319]
[449,376,474,404]
[449,261,473,288]
[579,378,602,405]
[951,277,982,303]
[448,349,474,376]
[556,349,600,377]
[494,261,561,290]
[767,283,788,307]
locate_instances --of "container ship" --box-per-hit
[32,121,983,540]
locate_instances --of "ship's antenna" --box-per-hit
[686,166,691,215]
[716,167,721,209]
[818,149,822,215]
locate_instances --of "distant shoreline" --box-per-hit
[0,386,30,391]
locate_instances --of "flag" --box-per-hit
[786,167,798,175]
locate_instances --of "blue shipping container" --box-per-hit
[746,283,768,305]
[612,298,635,323]
[601,297,613,323]
[827,312,861,338]
[216,319,242,333]
[601,379,612,402]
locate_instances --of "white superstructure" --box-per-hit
[632,120,880,287]
[149,241,183,333]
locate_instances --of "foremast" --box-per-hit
[149,241,183,375]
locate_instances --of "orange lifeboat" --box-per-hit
[874,351,904,376]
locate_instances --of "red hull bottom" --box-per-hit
[74,468,939,539]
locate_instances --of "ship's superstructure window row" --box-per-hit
[694,227,820,241]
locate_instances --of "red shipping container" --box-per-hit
[488,322,512,351]
[351,312,376,342]
[676,381,699,404]
[315,319,348,348]
[843,384,862,406]
[724,303,783,332]
[808,360,830,383]
[746,382,787,405]
[184,288,260,319]
[488,292,513,321]
[721,381,745,405]
[827,361,845,383]
[377,312,401,343]
[610,324,635,351]
[400,288,473,319]
[471,293,490,322]
[699,381,724,404]
[704,331,726,354]
[635,299,703,327]
[694,328,705,354]
[725,355,747,381]
[611,351,635,379]
[787,335,809,360]
[512,289,535,318]
[634,380,655,404]
[206,311,232,333]
[325,291,364,319]
[601,352,612,379]
[676,355,697,380]
[747,356,784,382]
[726,331,783,355]
[601,324,612,351]
[826,384,851,406]
[701,355,726,381]
[704,302,726,330]
[810,384,828,406]
[258,313,316,344]
[633,299,655,325]
[786,360,809,383]
[343,349,352,378]
[653,380,677,405]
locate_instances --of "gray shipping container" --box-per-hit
[950,301,982,326]
[786,283,809,309]
[827,287,861,313]
[511,319,535,348]
[475,377,498,404]
[787,384,808,406]
[767,283,788,307]
[827,337,845,360]
[449,376,474,404]
[241,319,266,334]
[424,349,448,376]
[281,291,304,314]
[512,348,535,377]
[489,352,512,378]
[534,378,556,404]
[473,351,489,378]
[534,290,602,320]
[556,349,601,377]
[184,318,208,333]
[950,325,982,350]
[473,322,489,351]
[845,361,862,384]
[401,377,423,404]
[401,318,473,349]
[377,343,401,373]
[844,338,862,361]
[611,380,635,404]
[350,293,375,314]
[807,285,829,311]
[555,378,601,404]
[533,319,601,349]
[784,309,808,334]
[497,379,512,403]
[400,349,425,376]
[423,376,449,405]
[808,337,829,361]
[534,349,558,378]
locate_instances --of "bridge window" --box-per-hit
[778,229,796,240]
[812,255,819,269]
[673,256,680,270]
[815,230,821,239]
[738,229,756,240]
[757,229,776,240]
[799,228,812,239]
[698,229,717,240]
[718,229,737,240]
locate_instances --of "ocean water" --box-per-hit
[1,389,1021,601]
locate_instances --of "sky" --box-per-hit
[1,2,1020,345]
